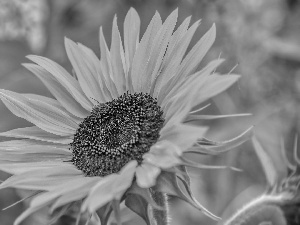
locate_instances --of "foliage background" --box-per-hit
[0,0,300,224]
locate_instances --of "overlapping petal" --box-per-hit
[82,161,137,212]
[27,55,93,110]
[23,63,90,118]
[130,11,162,92]
[0,126,72,144]
[14,176,99,225]
[143,141,182,168]
[0,90,78,136]
[65,38,104,103]
[136,162,161,188]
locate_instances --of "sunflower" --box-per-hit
[0,8,252,225]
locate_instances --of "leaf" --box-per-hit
[48,203,71,225]
[252,137,278,187]
[111,200,121,225]
[95,202,113,225]
[125,194,151,225]
[155,171,220,221]
[127,182,163,210]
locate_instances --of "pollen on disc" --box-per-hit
[70,92,164,177]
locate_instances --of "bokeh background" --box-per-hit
[0,0,300,224]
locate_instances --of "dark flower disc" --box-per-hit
[70,92,165,177]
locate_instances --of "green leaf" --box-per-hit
[155,171,220,221]
[127,182,163,210]
[95,202,113,225]
[125,194,151,225]
[48,204,72,225]
[252,137,278,187]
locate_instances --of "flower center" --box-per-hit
[70,92,164,177]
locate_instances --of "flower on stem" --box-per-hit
[0,8,251,225]
[223,136,300,225]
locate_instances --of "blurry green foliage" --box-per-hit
[0,0,300,224]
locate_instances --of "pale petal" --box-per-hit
[50,177,99,212]
[163,59,224,108]
[130,11,162,93]
[185,113,252,123]
[23,63,89,118]
[194,73,240,103]
[123,8,140,75]
[3,176,75,191]
[159,124,208,152]
[0,161,68,174]
[14,176,95,225]
[178,23,216,78]
[144,141,182,168]
[158,25,216,104]
[142,9,178,93]
[77,43,112,102]
[0,126,72,144]
[0,89,77,136]
[27,55,93,110]
[0,139,70,157]
[65,38,102,102]
[82,160,137,213]
[154,20,200,100]
[110,16,126,94]
[164,16,192,61]
[99,27,119,99]
[0,139,62,148]
[162,60,224,125]
[136,163,161,188]
[14,195,56,225]
[0,165,82,190]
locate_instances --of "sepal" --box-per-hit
[127,182,164,210]
[95,202,113,225]
[155,170,220,220]
[188,126,254,155]
[125,193,151,225]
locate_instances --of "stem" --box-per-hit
[148,188,170,225]
[223,194,289,225]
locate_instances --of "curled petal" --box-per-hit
[136,163,161,188]
[144,141,182,168]
[82,161,137,213]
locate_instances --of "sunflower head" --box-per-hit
[71,92,164,177]
[0,8,252,225]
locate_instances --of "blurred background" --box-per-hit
[0,0,300,224]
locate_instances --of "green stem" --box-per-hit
[148,188,170,225]
[223,194,289,225]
